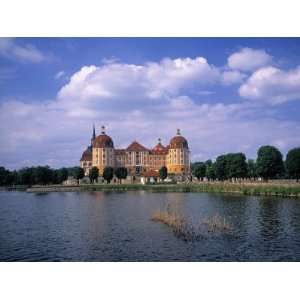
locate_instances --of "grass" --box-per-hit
[25,181,300,198]
[151,206,233,241]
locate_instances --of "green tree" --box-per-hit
[18,167,35,185]
[193,162,206,181]
[33,166,53,185]
[103,166,114,183]
[58,168,68,183]
[205,159,212,167]
[256,145,284,181]
[286,147,300,181]
[215,155,227,180]
[206,164,216,181]
[159,166,168,181]
[74,167,85,184]
[247,159,257,179]
[0,167,10,186]
[227,153,248,180]
[89,167,99,183]
[114,167,128,183]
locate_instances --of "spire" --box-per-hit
[101,125,106,135]
[158,138,161,144]
[177,128,181,135]
[92,124,96,140]
[91,124,96,147]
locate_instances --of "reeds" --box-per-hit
[151,207,233,241]
[201,214,233,233]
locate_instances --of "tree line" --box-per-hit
[1,145,299,186]
[0,166,69,186]
[192,145,300,182]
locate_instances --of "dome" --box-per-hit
[92,134,114,148]
[169,129,188,149]
[152,138,168,154]
[80,146,92,161]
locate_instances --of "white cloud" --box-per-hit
[54,70,66,80]
[1,56,300,169]
[221,70,246,85]
[0,38,47,63]
[239,66,300,104]
[228,48,272,71]
[57,57,220,103]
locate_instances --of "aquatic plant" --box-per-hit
[151,208,233,241]
[201,214,233,233]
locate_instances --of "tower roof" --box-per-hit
[80,146,92,161]
[169,129,188,149]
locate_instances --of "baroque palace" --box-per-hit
[80,126,191,180]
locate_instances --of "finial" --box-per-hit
[101,125,105,135]
[158,138,161,144]
[177,128,181,135]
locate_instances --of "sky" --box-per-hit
[1,37,300,170]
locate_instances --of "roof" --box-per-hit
[169,135,188,149]
[92,134,114,148]
[126,141,149,152]
[80,146,92,161]
[142,169,159,177]
[151,141,168,155]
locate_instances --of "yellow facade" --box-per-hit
[80,127,190,178]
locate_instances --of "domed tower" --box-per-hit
[167,129,190,176]
[92,125,115,174]
[80,124,95,176]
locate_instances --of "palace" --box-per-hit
[80,126,191,180]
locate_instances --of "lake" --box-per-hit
[1,190,300,261]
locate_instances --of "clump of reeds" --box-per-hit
[201,214,233,233]
[151,207,234,241]
[151,209,200,242]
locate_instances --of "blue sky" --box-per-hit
[1,37,300,169]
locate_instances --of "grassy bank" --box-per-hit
[25,182,300,197]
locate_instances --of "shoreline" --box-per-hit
[19,182,300,198]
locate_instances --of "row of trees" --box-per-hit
[0,166,69,186]
[88,166,168,184]
[87,166,128,184]
[192,146,300,182]
[0,164,168,186]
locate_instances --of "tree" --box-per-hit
[58,168,68,183]
[103,167,114,183]
[193,162,206,181]
[227,153,247,180]
[0,167,10,186]
[159,166,168,181]
[206,164,216,181]
[114,167,127,184]
[18,167,35,185]
[205,159,213,167]
[286,147,300,181]
[74,167,85,184]
[256,145,284,181]
[33,166,53,185]
[215,155,227,180]
[89,167,99,183]
[247,159,257,180]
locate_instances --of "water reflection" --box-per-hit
[1,191,300,261]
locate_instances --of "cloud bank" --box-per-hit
[1,49,300,169]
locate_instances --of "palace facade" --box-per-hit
[80,126,191,179]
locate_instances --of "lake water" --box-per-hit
[1,190,300,261]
